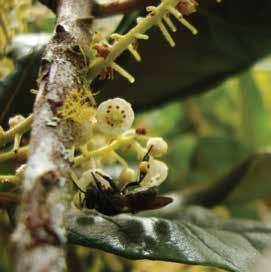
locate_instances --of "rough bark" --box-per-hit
[12,1,93,271]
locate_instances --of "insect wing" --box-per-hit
[127,187,173,213]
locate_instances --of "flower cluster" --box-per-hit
[0,0,218,214]
[67,96,169,211]
[70,0,200,204]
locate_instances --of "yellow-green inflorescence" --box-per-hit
[90,0,198,83]
[68,95,170,208]
[69,0,200,208]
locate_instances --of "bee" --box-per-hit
[73,150,173,216]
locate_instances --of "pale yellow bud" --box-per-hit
[119,167,136,187]
[147,137,168,157]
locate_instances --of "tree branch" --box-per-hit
[93,0,158,17]
[40,0,199,18]
[12,1,93,271]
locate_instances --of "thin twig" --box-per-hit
[73,134,146,166]
[0,192,21,206]
[0,146,28,163]
[0,115,33,148]
[0,175,21,184]
[93,0,157,17]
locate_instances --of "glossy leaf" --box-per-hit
[66,207,271,272]
[0,49,42,126]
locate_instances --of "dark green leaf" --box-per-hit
[171,151,271,208]
[227,152,271,205]
[0,49,42,126]
[66,207,271,272]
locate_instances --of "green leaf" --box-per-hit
[227,152,271,205]
[237,72,271,151]
[0,49,42,125]
[66,207,271,272]
[170,151,271,208]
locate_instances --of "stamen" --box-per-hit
[128,44,141,62]
[157,21,175,47]
[110,62,135,83]
[135,33,149,40]
[167,6,198,34]
[13,134,22,153]
[163,14,177,32]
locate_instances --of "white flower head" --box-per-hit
[140,158,168,188]
[96,98,134,136]
[147,137,168,157]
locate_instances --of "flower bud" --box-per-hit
[146,137,168,157]
[119,167,136,187]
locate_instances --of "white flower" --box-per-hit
[96,98,134,136]
[146,137,168,157]
[140,158,168,188]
